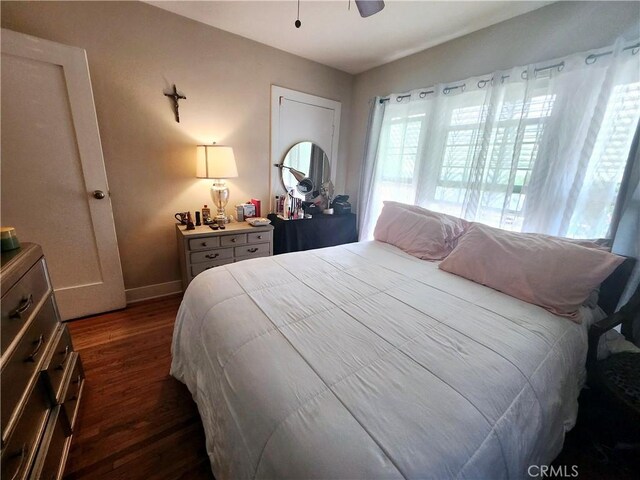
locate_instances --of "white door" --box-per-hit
[1,29,126,320]
[270,86,341,211]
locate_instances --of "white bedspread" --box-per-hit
[171,241,599,479]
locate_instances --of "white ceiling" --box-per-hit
[147,1,551,74]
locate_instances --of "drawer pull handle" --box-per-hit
[25,334,45,362]
[257,235,263,239]
[201,242,208,246]
[9,443,28,480]
[248,248,259,253]
[231,238,237,243]
[56,345,71,370]
[205,253,219,259]
[10,294,33,319]
[70,374,83,400]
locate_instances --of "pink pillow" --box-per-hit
[438,223,624,321]
[374,203,449,260]
[383,201,469,253]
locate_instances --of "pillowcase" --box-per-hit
[382,201,469,253]
[374,203,449,260]
[438,223,624,321]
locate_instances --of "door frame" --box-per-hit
[1,29,126,319]
[270,85,341,211]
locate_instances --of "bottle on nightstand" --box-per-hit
[202,205,211,224]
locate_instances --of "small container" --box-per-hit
[236,204,244,222]
[250,199,261,217]
[1,227,20,251]
[242,203,256,219]
[202,205,211,223]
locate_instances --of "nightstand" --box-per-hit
[176,223,274,290]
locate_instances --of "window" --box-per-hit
[380,114,424,184]
[432,92,556,229]
[364,60,639,241]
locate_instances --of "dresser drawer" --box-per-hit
[191,258,234,277]
[188,237,219,251]
[220,234,246,246]
[29,406,70,480]
[60,353,84,433]
[234,243,270,258]
[247,232,270,244]
[40,326,74,405]
[1,296,58,436]
[1,380,49,480]
[1,258,51,357]
[190,248,233,264]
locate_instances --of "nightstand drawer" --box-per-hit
[235,243,270,258]
[1,380,49,480]
[2,296,58,437]
[41,325,74,405]
[190,248,233,264]
[188,237,220,251]
[191,258,234,276]
[220,234,246,246]
[247,232,270,244]
[1,258,51,357]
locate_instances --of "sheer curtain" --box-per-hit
[359,39,640,240]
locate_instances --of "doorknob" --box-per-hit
[93,190,106,199]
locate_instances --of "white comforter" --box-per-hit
[171,241,599,479]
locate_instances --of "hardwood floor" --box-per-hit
[63,294,213,480]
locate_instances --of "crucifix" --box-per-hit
[164,84,186,123]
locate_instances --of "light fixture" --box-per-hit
[294,0,385,28]
[274,164,314,195]
[355,0,385,18]
[197,144,238,223]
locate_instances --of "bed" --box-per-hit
[171,240,605,479]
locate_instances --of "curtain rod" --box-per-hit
[379,41,640,104]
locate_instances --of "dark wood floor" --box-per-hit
[63,294,213,480]
[61,294,636,480]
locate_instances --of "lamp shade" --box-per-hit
[196,145,238,179]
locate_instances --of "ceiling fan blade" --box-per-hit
[355,0,385,18]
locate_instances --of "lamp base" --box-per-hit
[211,180,230,223]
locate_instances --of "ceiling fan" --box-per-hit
[294,0,385,28]
[355,1,386,18]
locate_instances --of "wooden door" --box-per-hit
[270,86,342,211]
[1,29,126,320]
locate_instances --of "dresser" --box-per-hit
[176,223,274,289]
[267,213,358,254]
[1,243,84,480]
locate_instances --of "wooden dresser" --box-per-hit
[176,222,274,290]
[1,243,84,480]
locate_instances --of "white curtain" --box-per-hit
[359,39,640,241]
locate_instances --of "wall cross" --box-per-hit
[164,84,187,123]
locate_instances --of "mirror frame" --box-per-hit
[278,141,331,198]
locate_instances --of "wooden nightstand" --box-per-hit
[176,223,274,290]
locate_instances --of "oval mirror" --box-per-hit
[280,142,331,199]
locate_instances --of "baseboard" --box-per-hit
[125,280,183,304]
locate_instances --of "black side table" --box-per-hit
[267,213,358,254]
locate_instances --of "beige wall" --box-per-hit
[346,1,640,210]
[1,1,353,291]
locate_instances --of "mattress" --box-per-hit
[171,241,600,479]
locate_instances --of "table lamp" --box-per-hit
[197,144,238,223]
